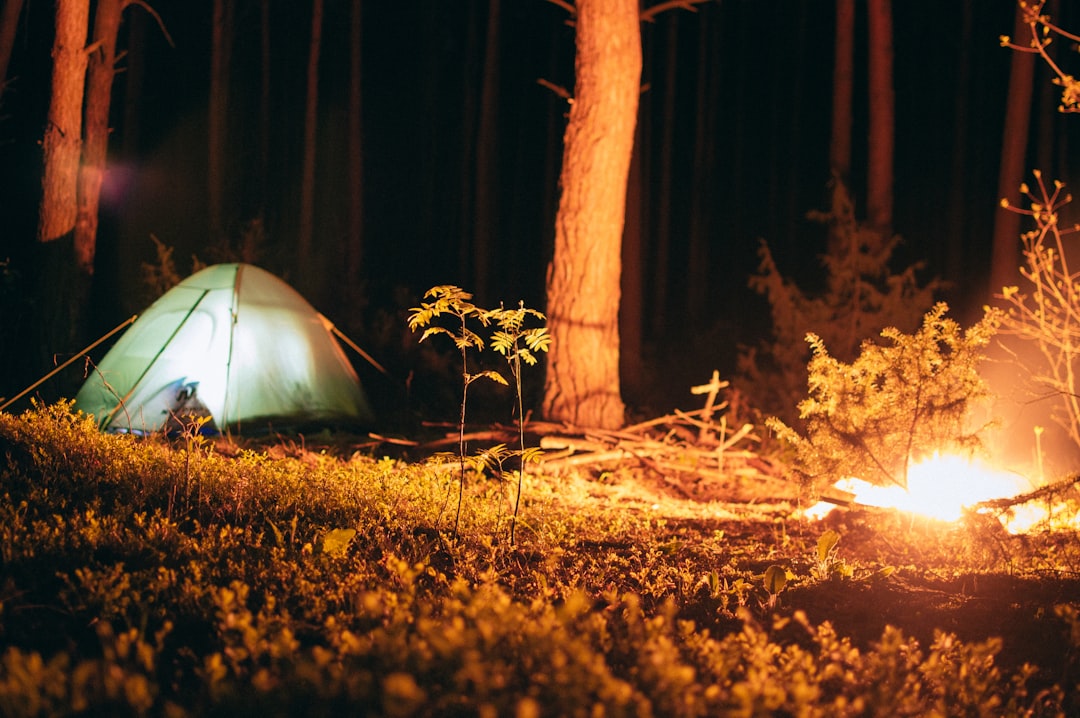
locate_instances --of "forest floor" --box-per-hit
[529,456,1080,706]
[3,403,1079,714]
[263,419,1080,705]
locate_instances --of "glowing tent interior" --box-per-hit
[74,263,374,434]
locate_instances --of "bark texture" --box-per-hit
[208,0,232,241]
[38,0,89,244]
[298,0,323,287]
[75,0,123,274]
[543,0,641,429]
[830,0,854,183]
[866,0,894,237]
[0,0,24,106]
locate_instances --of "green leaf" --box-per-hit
[763,564,788,595]
[490,330,515,356]
[418,326,452,343]
[817,529,841,563]
[472,370,508,386]
[320,528,357,556]
[520,446,545,463]
[523,328,551,353]
[267,518,284,547]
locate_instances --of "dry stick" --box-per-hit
[690,369,726,441]
[975,473,1080,512]
[0,315,137,412]
[621,406,715,433]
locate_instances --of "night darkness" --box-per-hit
[2,0,1080,414]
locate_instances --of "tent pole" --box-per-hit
[0,315,138,412]
[101,290,212,430]
[323,317,390,376]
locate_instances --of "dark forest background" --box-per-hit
[2,0,1079,417]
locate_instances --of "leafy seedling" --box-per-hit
[762,564,791,611]
[489,301,550,544]
[408,286,506,538]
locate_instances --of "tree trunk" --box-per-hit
[39,0,89,245]
[258,0,271,217]
[543,0,640,429]
[120,6,145,158]
[0,0,24,106]
[686,12,715,324]
[457,1,481,286]
[990,2,1035,298]
[830,0,854,184]
[782,4,809,249]
[75,0,123,276]
[648,15,677,338]
[208,0,232,242]
[946,0,972,293]
[346,0,363,290]
[866,0,894,237]
[37,0,89,369]
[472,0,500,303]
[1034,0,1061,177]
[298,0,324,288]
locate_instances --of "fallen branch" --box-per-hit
[409,371,805,504]
[974,473,1080,511]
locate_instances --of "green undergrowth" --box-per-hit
[0,403,1075,716]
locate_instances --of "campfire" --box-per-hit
[807,450,1080,534]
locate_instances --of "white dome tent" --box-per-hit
[74,263,374,434]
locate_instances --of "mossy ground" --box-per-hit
[0,403,1077,716]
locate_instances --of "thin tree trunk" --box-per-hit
[783,4,809,250]
[543,0,640,429]
[39,0,89,245]
[419,8,444,268]
[946,0,972,291]
[686,12,713,324]
[208,0,232,242]
[866,0,894,237]
[258,0,271,216]
[472,0,500,302]
[540,24,563,248]
[298,0,324,287]
[990,2,1035,298]
[1035,0,1061,176]
[648,15,677,337]
[830,0,854,184]
[346,0,363,289]
[120,6,145,158]
[0,0,24,106]
[457,1,481,285]
[75,0,123,276]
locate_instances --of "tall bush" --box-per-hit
[769,303,1002,491]
[996,173,1080,452]
[737,181,941,425]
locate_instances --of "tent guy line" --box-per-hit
[0,315,137,413]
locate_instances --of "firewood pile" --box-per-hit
[533,371,787,502]
[414,370,850,505]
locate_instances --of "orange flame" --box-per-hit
[807,452,1079,533]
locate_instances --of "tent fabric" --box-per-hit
[74,263,374,434]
